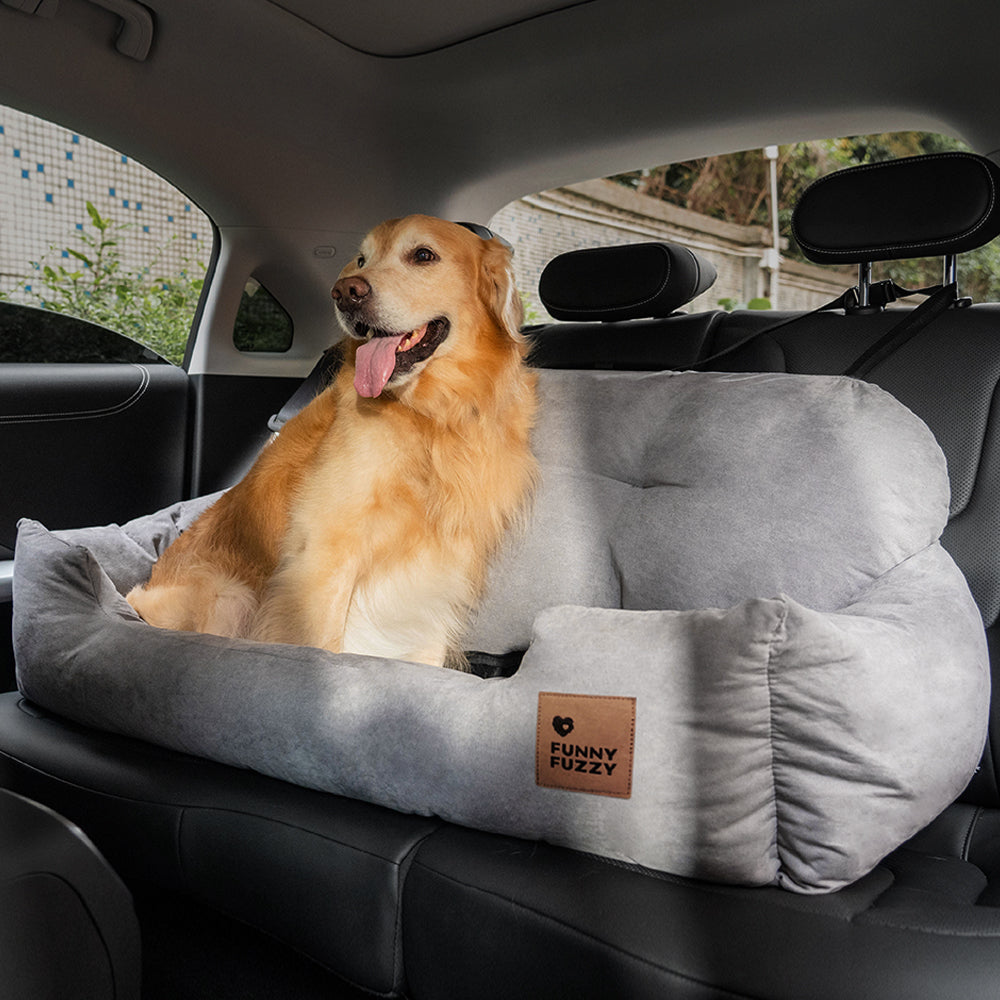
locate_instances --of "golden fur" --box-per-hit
[127,215,537,668]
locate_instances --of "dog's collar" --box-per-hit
[456,221,513,253]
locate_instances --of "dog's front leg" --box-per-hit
[252,559,357,653]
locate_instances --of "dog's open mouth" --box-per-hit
[353,318,450,398]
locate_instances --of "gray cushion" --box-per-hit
[11,370,989,892]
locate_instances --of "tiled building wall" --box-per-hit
[0,104,212,300]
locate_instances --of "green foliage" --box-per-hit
[718,296,771,312]
[1,201,204,365]
[520,291,543,326]
[233,278,294,353]
[612,132,969,232]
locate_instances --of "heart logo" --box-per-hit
[552,716,574,737]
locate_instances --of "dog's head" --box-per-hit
[332,215,524,400]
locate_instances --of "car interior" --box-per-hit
[3,1,1000,998]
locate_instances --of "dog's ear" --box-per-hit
[480,241,524,341]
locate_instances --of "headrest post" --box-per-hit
[857,262,872,309]
[943,253,958,289]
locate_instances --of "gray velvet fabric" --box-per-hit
[464,371,951,649]
[11,370,989,892]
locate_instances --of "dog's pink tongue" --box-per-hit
[355,334,406,397]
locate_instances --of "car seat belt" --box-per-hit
[267,344,344,433]
[842,281,958,377]
[689,280,958,376]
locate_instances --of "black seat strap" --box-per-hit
[690,280,958,376]
[688,289,855,371]
[267,345,344,433]
[843,282,958,377]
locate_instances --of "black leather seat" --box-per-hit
[4,152,1000,998]
[0,698,439,997]
[0,787,140,1000]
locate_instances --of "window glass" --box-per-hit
[0,104,213,364]
[233,278,294,353]
[488,131,996,322]
[0,301,165,363]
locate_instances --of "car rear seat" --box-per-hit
[403,151,1000,999]
[3,151,1000,1000]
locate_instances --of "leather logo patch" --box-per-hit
[536,692,636,799]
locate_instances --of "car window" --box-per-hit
[489,130,998,323]
[0,103,213,365]
[0,301,166,364]
[233,277,294,353]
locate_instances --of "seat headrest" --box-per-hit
[538,242,717,321]
[792,152,1000,264]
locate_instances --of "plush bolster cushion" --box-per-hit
[12,370,989,893]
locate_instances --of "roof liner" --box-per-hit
[0,0,997,242]
[266,0,595,56]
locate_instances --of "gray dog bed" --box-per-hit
[12,369,989,892]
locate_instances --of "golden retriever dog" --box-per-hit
[127,215,537,668]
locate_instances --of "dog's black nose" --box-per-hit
[332,275,371,308]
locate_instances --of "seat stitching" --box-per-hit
[0,364,151,424]
[962,805,984,861]
[793,153,997,257]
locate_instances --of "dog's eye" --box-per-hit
[357,254,366,268]
[411,247,438,264]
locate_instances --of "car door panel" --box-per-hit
[0,362,190,559]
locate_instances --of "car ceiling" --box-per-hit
[264,0,598,57]
[1,0,999,369]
